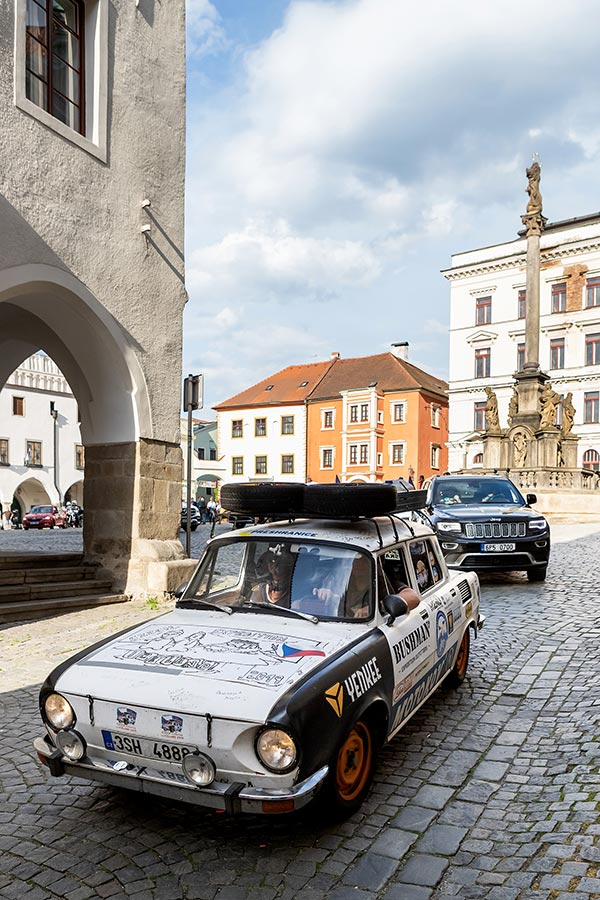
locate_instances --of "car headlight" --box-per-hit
[437,522,461,533]
[55,729,86,761]
[256,728,298,772]
[529,518,547,531]
[182,752,216,787]
[44,693,75,730]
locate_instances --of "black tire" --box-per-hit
[527,567,547,582]
[303,483,397,518]
[190,522,198,531]
[220,482,305,516]
[447,628,470,687]
[317,718,379,818]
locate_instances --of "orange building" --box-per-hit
[306,350,448,484]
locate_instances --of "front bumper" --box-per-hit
[438,535,550,571]
[34,735,328,814]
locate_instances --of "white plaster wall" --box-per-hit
[0,0,186,445]
[217,406,307,483]
[447,221,600,470]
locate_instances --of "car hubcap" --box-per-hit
[336,722,372,801]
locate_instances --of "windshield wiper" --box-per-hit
[176,597,234,614]
[239,601,319,624]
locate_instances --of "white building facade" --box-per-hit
[1,354,83,521]
[217,404,308,485]
[445,214,600,474]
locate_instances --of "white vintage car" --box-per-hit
[34,483,483,817]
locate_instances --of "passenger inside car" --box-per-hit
[380,552,421,611]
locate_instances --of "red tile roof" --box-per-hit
[213,360,334,410]
[308,353,448,400]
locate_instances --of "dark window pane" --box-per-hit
[26,33,47,79]
[52,91,79,130]
[26,71,47,109]
[52,55,79,104]
[53,0,79,32]
[27,0,48,38]
[52,22,79,69]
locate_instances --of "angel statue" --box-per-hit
[483,386,500,432]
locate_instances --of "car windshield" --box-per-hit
[31,506,52,514]
[432,478,525,506]
[180,538,374,621]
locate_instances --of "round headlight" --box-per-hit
[182,752,216,787]
[256,728,297,772]
[55,729,86,761]
[44,693,75,730]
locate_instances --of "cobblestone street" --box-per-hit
[1,522,599,900]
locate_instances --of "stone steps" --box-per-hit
[0,593,128,624]
[0,565,98,586]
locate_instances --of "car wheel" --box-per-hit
[220,482,305,516]
[319,719,378,817]
[527,567,547,582]
[50,521,55,529]
[303,483,397,518]
[190,522,198,531]
[447,628,470,687]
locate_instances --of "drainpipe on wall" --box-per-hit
[50,401,62,503]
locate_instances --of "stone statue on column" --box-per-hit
[483,386,500,433]
[521,158,548,237]
[539,381,561,429]
[561,392,575,437]
[507,385,519,427]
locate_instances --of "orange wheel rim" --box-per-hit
[335,722,372,801]
[455,632,469,677]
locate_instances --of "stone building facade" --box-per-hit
[0,1,187,591]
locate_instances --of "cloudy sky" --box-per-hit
[184,0,600,412]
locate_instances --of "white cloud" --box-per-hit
[186,0,227,58]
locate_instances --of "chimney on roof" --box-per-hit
[330,351,340,360]
[391,342,409,361]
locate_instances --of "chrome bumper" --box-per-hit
[34,735,328,814]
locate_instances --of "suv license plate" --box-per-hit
[481,543,516,552]
[102,731,197,762]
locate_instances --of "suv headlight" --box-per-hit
[256,728,298,772]
[43,693,75,730]
[437,522,461,534]
[529,518,547,531]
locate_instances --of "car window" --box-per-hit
[380,547,410,595]
[425,540,443,584]
[432,478,523,506]
[409,540,435,593]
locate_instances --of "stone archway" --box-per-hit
[64,481,84,506]
[0,265,183,592]
[13,477,52,514]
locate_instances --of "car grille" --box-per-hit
[462,553,532,568]
[464,522,526,539]
[457,580,471,602]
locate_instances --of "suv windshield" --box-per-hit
[181,539,374,621]
[432,478,525,507]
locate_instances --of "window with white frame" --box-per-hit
[359,444,368,464]
[26,440,42,466]
[583,449,600,471]
[377,410,383,424]
[586,277,600,309]
[349,404,358,423]
[550,338,565,370]
[321,448,333,469]
[322,409,334,429]
[392,401,406,423]
[360,403,369,422]
[551,282,566,313]
[390,442,405,465]
[430,405,440,428]
[475,347,490,378]
[430,444,440,470]
[377,453,382,467]
[349,445,358,464]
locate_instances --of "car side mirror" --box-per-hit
[526,493,537,506]
[172,582,188,599]
[383,594,409,624]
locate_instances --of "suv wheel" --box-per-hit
[527,567,547,582]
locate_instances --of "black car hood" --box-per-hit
[431,504,542,521]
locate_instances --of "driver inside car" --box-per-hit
[251,550,292,608]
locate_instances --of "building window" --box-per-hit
[281,455,294,474]
[377,410,384,424]
[13,396,25,416]
[255,418,267,437]
[232,457,243,476]
[475,347,490,379]
[210,448,217,461]
[377,453,383,467]
[473,452,483,465]
[26,440,42,466]
[517,289,526,319]
[551,282,566,313]
[585,333,600,366]
[197,447,205,460]
[322,448,333,469]
[359,444,369,464]
[517,343,525,372]
[360,403,369,422]
[391,443,405,465]
[392,401,406,423]
[586,277,600,308]
[255,455,267,475]
[431,444,440,469]
[281,415,294,435]
[25,0,86,135]
[583,449,600,472]
[0,440,8,465]
[349,405,358,423]
[584,392,600,424]
[322,410,334,429]
[430,405,440,428]
[550,338,565,370]
[75,444,85,469]
[475,295,492,325]
[474,401,486,432]
[349,445,358,465]
[231,419,243,439]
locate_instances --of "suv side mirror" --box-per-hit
[526,493,537,506]
[173,582,188,599]
[383,594,409,624]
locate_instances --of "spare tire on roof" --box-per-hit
[220,482,305,516]
[302,483,397,518]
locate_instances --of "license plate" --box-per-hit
[101,731,197,762]
[481,543,516,552]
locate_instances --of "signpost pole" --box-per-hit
[183,374,203,558]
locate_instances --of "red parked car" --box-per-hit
[22,505,67,529]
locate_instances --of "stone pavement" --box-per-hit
[1,522,599,900]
